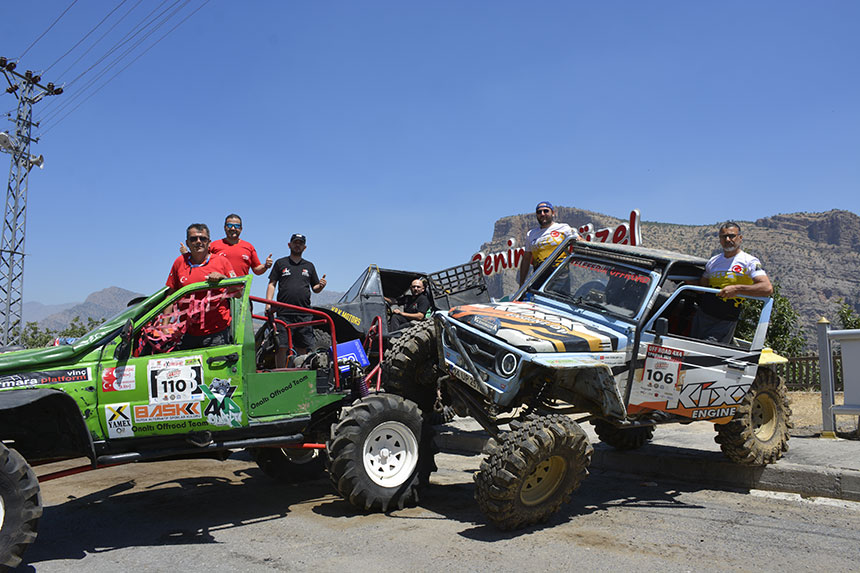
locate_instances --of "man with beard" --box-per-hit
[691,221,773,343]
[266,233,327,366]
[518,201,581,286]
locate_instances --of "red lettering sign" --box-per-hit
[473,209,642,277]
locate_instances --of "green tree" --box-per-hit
[836,298,860,330]
[735,282,806,356]
[18,316,105,349]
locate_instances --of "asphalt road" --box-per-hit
[15,452,860,572]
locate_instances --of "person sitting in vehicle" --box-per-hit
[385,278,431,331]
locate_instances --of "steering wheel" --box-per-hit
[573,280,605,300]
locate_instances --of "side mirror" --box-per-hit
[113,318,134,361]
[654,317,669,337]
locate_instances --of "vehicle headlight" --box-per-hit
[496,352,518,377]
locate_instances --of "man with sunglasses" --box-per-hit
[518,201,580,286]
[209,214,273,277]
[692,221,773,343]
[165,223,237,349]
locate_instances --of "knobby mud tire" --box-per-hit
[381,320,441,485]
[474,415,592,530]
[0,443,42,569]
[591,420,655,450]
[383,320,438,392]
[312,329,332,352]
[714,368,792,465]
[249,447,325,483]
[327,394,423,512]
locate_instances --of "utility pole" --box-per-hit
[0,57,62,346]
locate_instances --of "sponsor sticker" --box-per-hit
[102,366,136,392]
[134,401,201,423]
[201,378,242,427]
[0,368,92,389]
[105,403,133,438]
[630,344,684,405]
[147,356,204,403]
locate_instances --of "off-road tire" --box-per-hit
[0,443,42,569]
[312,329,332,352]
[591,420,655,450]
[714,368,791,465]
[474,415,592,530]
[249,447,325,483]
[327,394,423,512]
[383,320,438,391]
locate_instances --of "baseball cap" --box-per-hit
[290,233,307,243]
[536,201,554,211]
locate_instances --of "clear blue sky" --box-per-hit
[4,1,859,304]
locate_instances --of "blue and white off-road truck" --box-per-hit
[387,239,790,529]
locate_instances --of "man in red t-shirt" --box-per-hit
[208,214,272,276]
[166,223,238,349]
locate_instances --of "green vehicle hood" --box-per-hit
[0,287,170,374]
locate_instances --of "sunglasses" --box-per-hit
[719,233,738,239]
[187,235,209,243]
[536,208,552,214]
[225,223,241,229]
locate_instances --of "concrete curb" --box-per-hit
[436,426,860,502]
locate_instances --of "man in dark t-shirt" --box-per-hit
[386,279,431,332]
[266,233,327,366]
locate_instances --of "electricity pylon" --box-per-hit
[0,56,62,346]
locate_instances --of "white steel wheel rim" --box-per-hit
[363,421,419,487]
[0,493,5,530]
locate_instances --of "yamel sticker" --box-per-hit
[105,403,133,438]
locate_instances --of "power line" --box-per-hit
[44,0,129,73]
[38,0,164,117]
[38,0,189,128]
[53,0,145,83]
[40,0,210,136]
[18,0,80,60]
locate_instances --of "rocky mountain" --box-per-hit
[478,208,860,348]
[22,301,76,324]
[36,287,144,330]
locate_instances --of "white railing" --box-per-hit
[817,318,860,438]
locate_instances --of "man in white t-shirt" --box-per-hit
[518,201,581,286]
[691,221,773,343]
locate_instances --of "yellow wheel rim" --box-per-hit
[520,455,567,506]
[752,393,778,441]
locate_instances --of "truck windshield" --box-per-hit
[542,257,652,319]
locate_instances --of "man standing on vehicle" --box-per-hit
[518,201,581,286]
[385,279,431,332]
[166,224,238,349]
[209,214,273,277]
[692,222,773,343]
[266,233,327,367]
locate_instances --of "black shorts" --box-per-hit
[274,313,314,350]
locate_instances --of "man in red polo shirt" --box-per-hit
[166,223,237,349]
[209,214,272,276]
